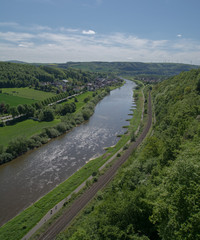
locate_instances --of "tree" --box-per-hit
[196,77,200,93]
[9,106,19,118]
[24,105,35,117]
[6,137,28,157]
[17,104,25,114]
[42,108,55,121]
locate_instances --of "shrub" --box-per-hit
[56,123,67,133]
[74,113,84,124]
[42,108,55,121]
[6,137,29,157]
[45,127,60,138]
[130,131,136,142]
[0,152,13,164]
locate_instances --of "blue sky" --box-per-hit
[0,0,200,64]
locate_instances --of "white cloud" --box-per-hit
[59,27,79,33]
[0,23,200,64]
[177,34,182,38]
[82,30,96,35]
[0,32,34,43]
[0,22,19,27]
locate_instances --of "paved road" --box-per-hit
[37,91,152,240]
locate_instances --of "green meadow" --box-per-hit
[67,91,94,112]
[0,119,60,147]
[0,93,36,106]
[2,87,55,101]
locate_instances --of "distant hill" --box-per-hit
[5,60,27,64]
[57,62,200,80]
[0,61,106,88]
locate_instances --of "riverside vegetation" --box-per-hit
[0,88,114,164]
[0,62,122,164]
[0,79,143,240]
[56,69,200,240]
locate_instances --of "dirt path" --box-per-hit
[37,91,152,240]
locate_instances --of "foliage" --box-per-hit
[61,62,199,78]
[58,69,200,240]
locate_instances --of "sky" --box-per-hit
[0,0,200,64]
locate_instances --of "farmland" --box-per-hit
[0,91,97,148]
[0,93,36,106]
[0,119,60,147]
[2,87,55,101]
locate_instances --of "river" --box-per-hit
[0,80,136,227]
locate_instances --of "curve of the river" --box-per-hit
[0,80,136,227]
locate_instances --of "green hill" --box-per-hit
[62,69,200,240]
[58,61,199,79]
[0,62,104,88]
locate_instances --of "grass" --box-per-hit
[0,80,144,240]
[0,91,94,148]
[0,93,36,106]
[2,87,55,101]
[0,119,60,147]
[66,91,94,112]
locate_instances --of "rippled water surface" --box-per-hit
[0,80,136,226]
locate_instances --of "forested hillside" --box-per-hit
[58,62,199,79]
[0,62,105,88]
[58,69,200,240]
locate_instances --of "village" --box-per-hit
[40,77,122,93]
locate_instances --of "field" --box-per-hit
[0,93,36,106]
[2,87,55,101]
[0,92,94,147]
[67,91,94,112]
[0,119,60,147]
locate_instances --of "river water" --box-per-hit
[0,80,136,227]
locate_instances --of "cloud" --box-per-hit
[0,22,19,27]
[59,27,79,33]
[0,32,34,43]
[82,30,96,35]
[177,34,182,38]
[0,23,200,64]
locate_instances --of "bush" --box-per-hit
[6,137,29,157]
[56,123,67,133]
[82,109,92,120]
[75,113,84,124]
[0,152,13,164]
[130,131,136,142]
[42,108,55,121]
[45,127,60,138]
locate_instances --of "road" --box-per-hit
[37,91,152,240]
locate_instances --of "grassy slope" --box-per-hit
[2,88,55,101]
[0,93,36,106]
[0,119,60,147]
[0,80,144,240]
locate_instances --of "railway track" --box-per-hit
[38,91,152,240]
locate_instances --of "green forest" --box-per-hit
[59,62,199,78]
[0,62,106,88]
[57,69,200,240]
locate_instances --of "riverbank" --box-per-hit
[34,82,150,240]
[0,79,143,240]
[0,84,122,166]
